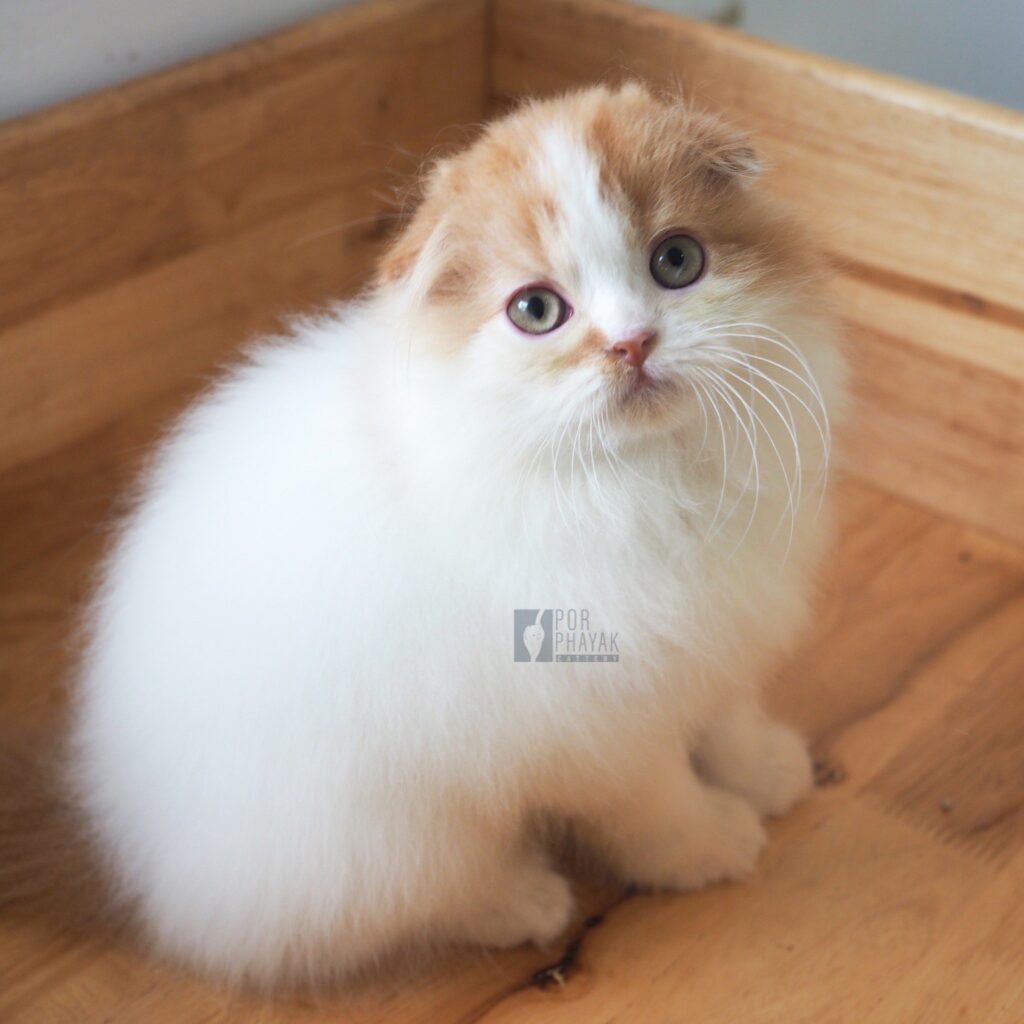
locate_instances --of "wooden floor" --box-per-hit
[2,461,1023,1021]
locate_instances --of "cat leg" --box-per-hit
[449,844,574,950]
[590,752,766,892]
[694,699,813,818]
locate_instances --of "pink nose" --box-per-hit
[609,330,656,368]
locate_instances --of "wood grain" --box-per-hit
[0,192,387,475]
[491,0,1024,546]
[837,273,1024,550]
[0,0,484,332]
[0,0,486,476]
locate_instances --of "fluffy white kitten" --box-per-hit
[70,83,846,985]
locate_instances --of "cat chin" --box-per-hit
[600,375,691,438]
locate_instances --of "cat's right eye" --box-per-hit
[506,286,570,335]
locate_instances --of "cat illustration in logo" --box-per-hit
[522,609,546,662]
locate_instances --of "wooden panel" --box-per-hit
[0,394,188,728]
[0,0,484,331]
[0,193,388,475]
[837,274,1024,543]
[491,0,1024,545]
[0,0,486,475]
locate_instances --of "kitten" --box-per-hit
[66,82,846,985]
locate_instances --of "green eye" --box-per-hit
[650,234,706,289]
[507,286,569,335]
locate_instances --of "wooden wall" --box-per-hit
[0,0,486,477]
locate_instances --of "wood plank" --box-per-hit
[0,190,389,476]
[0,0,485,332]
[475,805,1019,1023]
[0,0,486,479]
[0,393,186,729]
[836,273,1024,546]
[490,0,1024,545]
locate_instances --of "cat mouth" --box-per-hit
[602,370,682,431]
[611,368,674,409]
[628,370,660,392]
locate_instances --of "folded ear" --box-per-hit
[691,117,763,189]
[377,200,443,288]
[377,158,455,288]
[705,136,762,181]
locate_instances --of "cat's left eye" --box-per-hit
[506,286,570,335]
[650,234,706,289]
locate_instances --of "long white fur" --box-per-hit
[72,103,846,985]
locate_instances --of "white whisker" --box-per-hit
[717,366,801,554]
[687,379,711,460]
[701,333,830,441]
[705,323,829,423]
[700,347,830,517]
[696,369,761,548]
[698,347,829,465]
[568,410,588,530]
[691,377,729,536]
[550,411,582,543]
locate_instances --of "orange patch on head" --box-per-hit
[380,82,767,283]
[580,82,765,240]
[376,110,563,340]
[375,81,818,363]
[573,83,821,299]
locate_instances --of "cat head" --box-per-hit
[377,82,832,460]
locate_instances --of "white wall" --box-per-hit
[740,0,1024,110]
[645,0,1024,109]
[0,0,357,122]
[1,0,1021,123]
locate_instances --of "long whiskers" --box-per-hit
[703,333,830,451]
[508,319,830,558]
[699,346,831,516]
[717,366,801,553]
[680,320,831,553]
[694,368,761,549]
[691,377,730,535]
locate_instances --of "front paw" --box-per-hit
[669,789,767,890]
[625,789,767,892]
[704,717,814,819]
[755,721,814,817]
[462,861,574,950]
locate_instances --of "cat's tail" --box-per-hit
[0,727,115,934]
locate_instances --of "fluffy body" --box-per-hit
[72,84,846,985]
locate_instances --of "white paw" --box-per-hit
[700,715,814,819]
[465,862,574,950]
[734,720,813,818]
[666,789,767,890]
[618,788,767,893]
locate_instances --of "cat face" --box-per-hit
[380,83,826,448]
